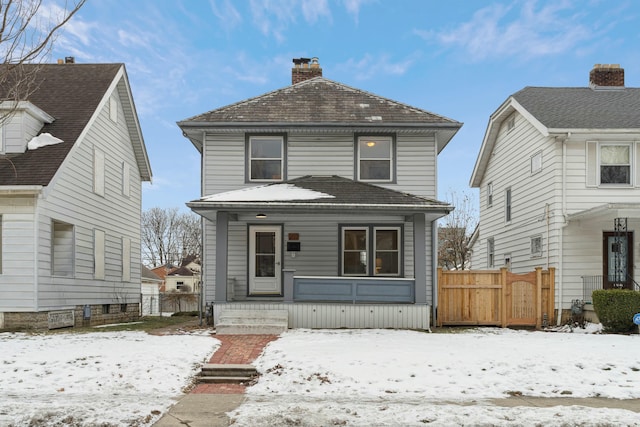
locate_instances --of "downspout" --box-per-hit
[557,134,570,325]
[431,219,438,327]
[199,129,206,325]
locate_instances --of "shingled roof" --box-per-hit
[188,175,452,215]
[512,86,640,130]
[0,63,148,186]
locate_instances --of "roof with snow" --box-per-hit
[188,175,452,215]
[177,77,462,153]
[0,63,151,186]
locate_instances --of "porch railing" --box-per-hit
[581,275,602,303]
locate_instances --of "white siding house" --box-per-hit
[179,58,462,330]
[470,64,640,321]
[0,62,152,329]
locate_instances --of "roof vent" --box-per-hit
[65,56,75,64]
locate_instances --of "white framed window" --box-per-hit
[487,182,493,207]
[122,237,131,281]
[52,220,74,277]
[94,148,105,196]
[600,144,631,185]
[587,141,635,187]
[507,114,516,132]
[248,136,284,182]
[357,136,393,182]
[94,229,105,280]
[109,97,118,123]
[487,237,494,268]
[122,162,130,197]
[531,235,542,257]
[341,225,401,276]
[531,151,542,175]
[505,187,512,223]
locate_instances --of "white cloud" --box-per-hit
[341,53,418,80]
[301,0,331,24]
[209,0,243,31]
[418,0,594,62]
[341,0,373,24]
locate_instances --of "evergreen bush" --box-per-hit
[592,289,640,333]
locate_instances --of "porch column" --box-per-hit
[283,268,296,302]
[215,211,229,303]
[413,213,427,304]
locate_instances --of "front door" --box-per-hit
[603,231,634,289]
[249,225,282,295]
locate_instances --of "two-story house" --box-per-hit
[178,58,462,330]
[469,64,640,322]
[0,61,152,329]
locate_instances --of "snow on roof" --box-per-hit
[202,183,335,202]
[27,133,63,150]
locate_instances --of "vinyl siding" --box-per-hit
[2,110,42,154]
[473,113,560,273]
[35,87,143,310]
[0,198,37,310]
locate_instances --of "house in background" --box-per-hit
[164,265,201,293]
[179,58,461,330]
[141,265,162,316]
[0,61,152,329]
[469,64,640,321]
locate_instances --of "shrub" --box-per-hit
[592,289,640,333]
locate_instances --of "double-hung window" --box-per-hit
[600,144,630,185]
[341,225,401,276]
[248,136,284,182]
[357,136,393,182]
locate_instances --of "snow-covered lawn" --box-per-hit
[232,326,640,426]
[0,329,218,426]
[1,324,640,426]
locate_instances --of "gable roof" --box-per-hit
[470,85,640,187]
[178,77,462,153]
[0,63,152,186]
[167,266,194,276]
[188,175,452,218]
[142,265,162,282]
[512,86,640,130]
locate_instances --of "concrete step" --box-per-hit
[216,309,288,335]
[197,364,257,384]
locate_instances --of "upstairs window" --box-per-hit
[600,144,630,184]
[248,136,284,182]
[357,136,393,182]
[531,151,542,175]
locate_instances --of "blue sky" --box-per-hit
[50,0,640,212]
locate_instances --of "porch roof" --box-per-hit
[187,175,453,217]
[567,203,640,222]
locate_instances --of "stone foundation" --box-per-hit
[0,303,140,331]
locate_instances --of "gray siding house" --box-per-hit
[469,64,640,321]
[0,62,152,329]
[179,58,461,329]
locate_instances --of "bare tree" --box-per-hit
[0,0,86,123]
[438,190,478,270]
[142,207,201,267]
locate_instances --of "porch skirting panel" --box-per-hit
[212,302,430,330]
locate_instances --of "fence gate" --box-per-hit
[437,267,555,328]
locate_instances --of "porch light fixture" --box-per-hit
[256,213,267,219]
[366,141,376,147]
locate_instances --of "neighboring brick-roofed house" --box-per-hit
[0,62,152,330]
[178,58,462,330]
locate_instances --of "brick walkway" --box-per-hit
[191,334,279,394]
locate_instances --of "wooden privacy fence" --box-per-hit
[437,267,555,328]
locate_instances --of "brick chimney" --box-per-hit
[292,57,322,84]
[589,64,624,87]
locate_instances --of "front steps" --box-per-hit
[197,363,257,384]
[215,309,289,335]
